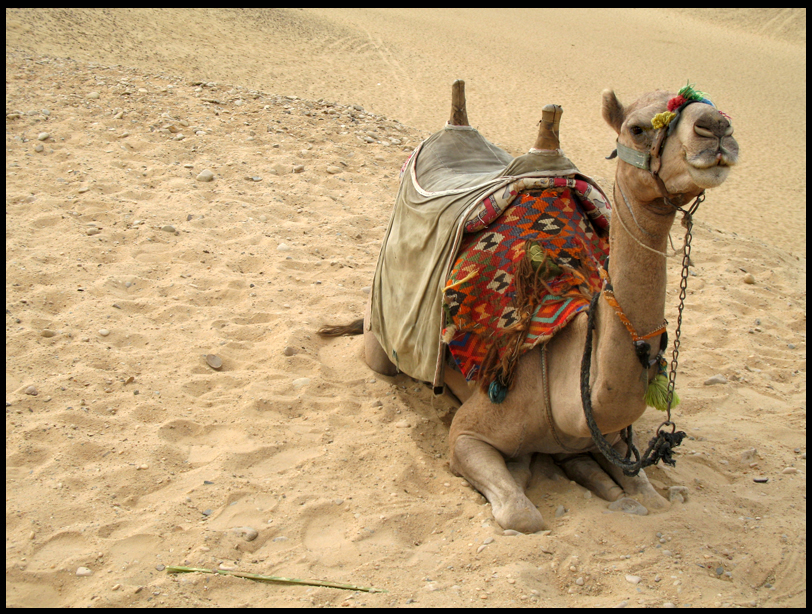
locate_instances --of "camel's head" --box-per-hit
[602,87,739,205]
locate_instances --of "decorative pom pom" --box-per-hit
[651,111,677,130]
[488,379,507,404]
[667,95,686,112]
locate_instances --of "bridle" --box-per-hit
[579,87,725,476]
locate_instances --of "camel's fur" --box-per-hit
[324,85,738,532]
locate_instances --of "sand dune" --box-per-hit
[6,8,805,607]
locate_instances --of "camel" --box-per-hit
[319,81,738,533]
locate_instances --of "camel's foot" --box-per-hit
[451,436,545,533]
[491,492,545,534]
[556,453,625,502]
[593,442,671,513]
[553,450,670,512]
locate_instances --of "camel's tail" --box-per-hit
[317,318,364,337]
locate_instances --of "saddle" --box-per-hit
[370,82,610,390]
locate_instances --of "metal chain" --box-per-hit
[661,193,704,426]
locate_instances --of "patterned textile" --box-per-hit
[443,187,609,385]
[464,176,611,236]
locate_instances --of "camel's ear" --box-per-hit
[601,89,624,135]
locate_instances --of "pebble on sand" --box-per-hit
[292,377,310,388]
[668,486,689,503]
[37,132,50,141]
[196,169,214,182]
[76,566,92,576]
[99,329,110,336]
[230,526,258,541]
[743,273,756,284]
[704,374,727,385]
[607,497,648,515]
[24,385,38,396]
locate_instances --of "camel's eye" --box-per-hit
[630,125,645,136]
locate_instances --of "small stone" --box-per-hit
[753,477,769,483]
[743,273,755,284]
[218,562,237,571]
[76,566,92,576]
[326,165,342,174]
[293,164,305,173]
[205,354,223,370]
[161,225,176,233]
[37,132,50,141]
[395,420,411,428]
[704,374,727,385]
[575,577,585,586]
[230,526,258,541]
[740,448,758,463]
[86,227,101,236]
[41,329,57,337]
[607,497,648,516]
[34,143,44,152]
[283,346,298,356]
[334,498,344,505]
[196,169,214,182]
[781,467,798,474]
[625,574,641,584]
[554,505,567,518]
[99,329,110,337]
[24,385,38,396]
[502,529,521,536]
[277,243,290,252]
[668,486,689,503]
[87,92,100,100]
[111,583,121,591]
[292,377,310,388]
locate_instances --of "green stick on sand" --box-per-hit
[166,565,387,593]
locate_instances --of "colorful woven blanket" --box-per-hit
[443,183,609,393]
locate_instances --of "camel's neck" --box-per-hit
[589,181,676,432]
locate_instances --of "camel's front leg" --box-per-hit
[593,437,670,511]
[450,435,545,533]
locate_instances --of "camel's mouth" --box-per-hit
[685,149,737,189]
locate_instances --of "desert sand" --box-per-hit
[5,8,805,607]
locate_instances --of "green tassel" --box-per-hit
[678,82,708,103]
[645,373,680,411]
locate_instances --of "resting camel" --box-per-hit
[320,81,738,532]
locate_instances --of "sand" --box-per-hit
[5,8,805,607]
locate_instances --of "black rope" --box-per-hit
[580,290,685,476]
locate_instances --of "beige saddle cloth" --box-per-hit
[370,123,589,390]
